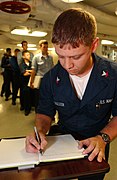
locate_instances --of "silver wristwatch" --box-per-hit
[98,132,110,143]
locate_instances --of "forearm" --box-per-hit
[35,114,52,135]
[24,71,31,76]
[100,116,117,141]
[30,69,36,83]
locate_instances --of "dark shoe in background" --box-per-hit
[12,101,16,105]
[24,110,30,116]
[20,106,24,111]
[0,93,3,97]
[5,98,8,101]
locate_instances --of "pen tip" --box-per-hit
[40,149,43,155]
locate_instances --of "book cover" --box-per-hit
[28,75,42,89]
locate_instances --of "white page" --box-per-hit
[40,134,85,162]
[0,138,39,169]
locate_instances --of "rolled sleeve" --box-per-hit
[31,56,38,71]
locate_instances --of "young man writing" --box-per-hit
[26,8,117,180]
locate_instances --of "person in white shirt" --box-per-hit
[30,40,54,111]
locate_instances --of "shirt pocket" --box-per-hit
[86,100,112,120]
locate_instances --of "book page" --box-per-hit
[40,134,85,162]
[0,138,39,169]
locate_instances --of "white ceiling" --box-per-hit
[0,0,117,51]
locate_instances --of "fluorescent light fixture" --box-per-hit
[101,40,114,45]
[27,47,37,50]
[29,31,47,37]
[17,44,36,47]
[11,27,47,37]
[11,27,30,35]
[48,48,55,51]
[61,0,83,3]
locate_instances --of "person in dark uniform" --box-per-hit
[25,8,117,180]
[1,48,12,101]
[9,48,21,105]
[19,50,34,116]
[17,40,34,65]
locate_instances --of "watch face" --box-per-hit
[101,133,110,143]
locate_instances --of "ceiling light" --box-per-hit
[61,0,83,3]
[12,30,47,37]
[48,48,55,51]
[29,31,47,37]
[11,27,30,35]
[101,40,114,45]
[11,27,47,37]
[27,47,37,51]
[11,29,29,35]
[17,44,36,48]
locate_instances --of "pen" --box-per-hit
[34,126,43,155]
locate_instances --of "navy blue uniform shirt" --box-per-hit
[19,60,31,87]
[37,53,117,138]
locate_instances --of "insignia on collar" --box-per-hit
[56,76,60,84]
[101,71,109,78]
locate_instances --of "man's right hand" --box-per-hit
[25,132,47,153]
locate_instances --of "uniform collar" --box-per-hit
[80,53,117,108]
[39,52,49,59]
[55,55,117,108]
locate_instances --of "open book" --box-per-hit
[0,134,86,170]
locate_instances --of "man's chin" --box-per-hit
[68,71,78,75]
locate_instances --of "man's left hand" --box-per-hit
[79,136,107,162]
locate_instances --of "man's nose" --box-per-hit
[64,58,74,69]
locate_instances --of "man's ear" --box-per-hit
[91,37,99,52]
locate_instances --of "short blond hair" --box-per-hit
[39,40,48,47]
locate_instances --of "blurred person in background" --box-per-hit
[1,48,12,101]
[17,40,34,65]
[19,50,34,116]
[30,40,54,111]
[9,48,21,105]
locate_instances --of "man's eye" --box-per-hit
[73,56,79,60]
[59,56,64,59]
[73,55,82,60]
